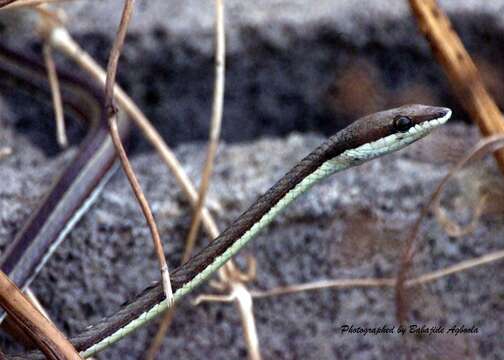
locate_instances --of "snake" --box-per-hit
[0,45,451,358]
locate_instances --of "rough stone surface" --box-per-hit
[1,1,504,358]
[0,116,503,359]
[5,0,504,52]
[2,1,504,151]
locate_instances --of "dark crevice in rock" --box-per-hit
[3,15,504,157]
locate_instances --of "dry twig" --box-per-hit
[46,26,221,241]
[249,278,396,298]
[396,135,504,324]
[0,0,66,9]
[0,271,81,359]
[38,13,259,359]
[42,43,67,148]
[248,247,504,298]
[183,0,225,262]
[0,0,17,8]
[25,289,51,320]
[409,0,504,173]
[434,192,488,237]
[145,0,226,356]
[0,147,12,160]
[146,2,261,359]
[103,0,173,305]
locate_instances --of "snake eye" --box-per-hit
[393,116,413,132]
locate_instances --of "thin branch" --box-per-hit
[45,24,260,359]
[250,278,396,298]
[396,135,504,324]
[193,293,236,305]
[47,26,221,241]
[434,193,488,237]
[407,249,504,286]
[145,1,226,358]
[193,282,260,360]
[0,271,81,359]
[409,0,504,173]
[103,0,173,306]
[42,43,67,148]
[0,0,17,8]
[25,288,51,320]
[183,0,225,262]
[0,147,12,160]
[1,0,68,9]
[249,248,504,298]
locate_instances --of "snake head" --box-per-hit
[329,104,452,163]
[388,104,452,135]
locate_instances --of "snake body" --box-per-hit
[0,46,451,357]
[0,45,129,300]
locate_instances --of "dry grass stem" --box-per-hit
[104,0,134,116]
[0,271,81,359]
[146,2,260,359]
[231,282,261,360]
[47,26,221,240]
[407,249,504,286]
[193,293,235,305]
[25,289,51,320]
[0,147,12,160]
[249,248,504,298]
[26,290,99,359]
[1,0,66,9]
[0,0,18,8]
[250,278,396,298]
[146,0,228,357]
[183,0,225,262]
[434,193,488,237]
[143,309,175,360]
[193,282,260,360]
[409,0,504,173]
[396,135,504,323]
[42,43,67,148]
[103,0,173,305]
[43,13,256,359]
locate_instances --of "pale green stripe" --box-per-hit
[82,116,445,357]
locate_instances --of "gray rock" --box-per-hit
[2,0,504,149]
[1,1,504,358]
[0,119,503,359]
